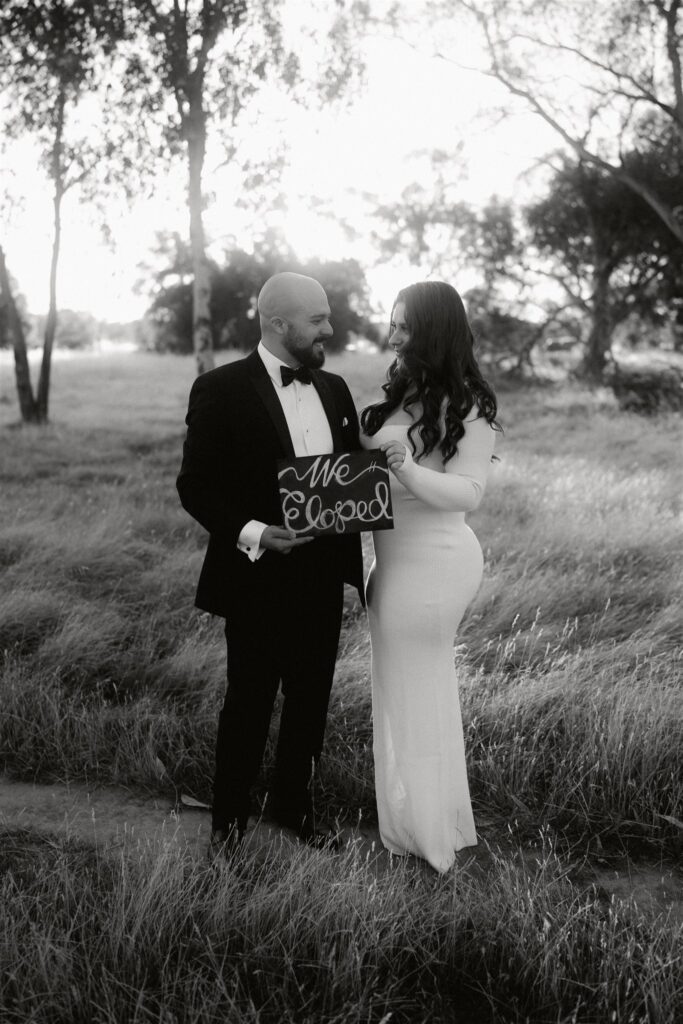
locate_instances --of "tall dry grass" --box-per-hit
[1,350,680,846]
[1,825,681,1024]
[1,349,682,1022]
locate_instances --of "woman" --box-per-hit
[360,280,500,873]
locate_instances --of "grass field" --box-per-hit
[1,348,682,1023]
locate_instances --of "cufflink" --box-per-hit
[342,417,349,426]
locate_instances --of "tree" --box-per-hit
[303,257,377,348]
[371,182,519,280]
[123,0,366,375]
[369,181,551,370]
[122,1,254,375]
[368,125,683,378]
[31,308,99,349]
[140,240,376,354]
[464,287,551,376]
[0,0,125,422]
[431,0,683,246]
[525,150,683,377]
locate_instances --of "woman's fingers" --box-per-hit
[380,441,407,472]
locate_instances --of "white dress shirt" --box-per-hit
[237,341,334,561]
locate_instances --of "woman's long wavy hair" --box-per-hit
[361,281,500,464]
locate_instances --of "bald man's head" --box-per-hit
[257,272,332,370]
[257,273,327,321]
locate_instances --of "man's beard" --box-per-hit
[283,325,326,369]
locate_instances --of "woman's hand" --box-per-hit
[380,440,413,477]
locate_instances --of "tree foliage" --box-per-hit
[120,0,366,375]
[119,1,273,374]
[525,146,683,375]
[439,0,683,245]
[370,179,543,371]
[372,181,520,285]
[368,127,683,378]
[31,309,99,349]
[139,235,377,354]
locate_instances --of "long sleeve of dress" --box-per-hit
[399,414,495,512]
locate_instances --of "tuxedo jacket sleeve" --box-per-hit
[176,351,365,617]
[176,365,261,548]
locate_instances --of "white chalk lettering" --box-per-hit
[278,454,387,490]
[280,480,392,535]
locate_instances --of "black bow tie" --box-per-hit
[280,365,312,386]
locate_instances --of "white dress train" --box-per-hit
[361,410,495,872]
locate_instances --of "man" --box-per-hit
[176,272,364,856]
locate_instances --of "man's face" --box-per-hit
[281,294,333,369]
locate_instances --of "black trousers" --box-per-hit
[212,550,344,833]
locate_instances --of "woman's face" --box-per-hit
[388,301,410,364]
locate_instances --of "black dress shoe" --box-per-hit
[207,824,243,862]
[268,806,341,852]
[295,821,342,852]
[300,826,342,852]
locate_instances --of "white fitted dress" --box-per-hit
[361,408,495,872]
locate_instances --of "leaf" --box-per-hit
[180,793,210,810]
[154,755,169,780]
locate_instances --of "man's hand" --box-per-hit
[260,525,314,554]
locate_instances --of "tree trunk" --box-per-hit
[36,183,63,422]
[582,267,614,381]
[187,93,214,376]
[673,303,683,351]
[36,86,67,422]
[0,244,38,422]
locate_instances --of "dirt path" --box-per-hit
[0,777,212,858]
[1,776,681,924]
[0,775,398,872]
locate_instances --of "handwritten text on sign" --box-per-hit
[277,450,394,536]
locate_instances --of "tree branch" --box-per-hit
[447,1,683,245]
[525,264,591,312]
[507,29,674,119]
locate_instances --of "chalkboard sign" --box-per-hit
[277,449,394,537]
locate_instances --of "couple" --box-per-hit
[176,272,499,873]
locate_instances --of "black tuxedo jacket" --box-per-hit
[176,349,365,619]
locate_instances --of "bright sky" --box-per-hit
[1,5,559,323]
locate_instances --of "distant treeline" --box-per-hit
[136,243,381,355]
[0,303,138,351]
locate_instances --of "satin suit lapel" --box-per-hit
[246,350,296,458]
